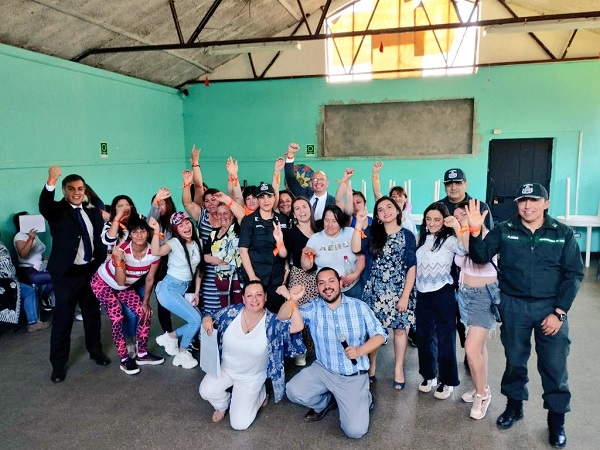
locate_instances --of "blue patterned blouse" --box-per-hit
[207,304,306,402]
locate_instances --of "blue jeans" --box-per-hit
[121,279,146,339]
[155,275,201,349]
[499,293,571,413]
[20,283,39,324]
[416,284,459,387]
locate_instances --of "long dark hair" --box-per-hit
[172,218,202,279]
[109,195,137,220]
[369,196,402,258]
[417,202,454,252]
[151,193,175,237]
[291,197,317,233]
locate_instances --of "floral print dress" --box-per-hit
[362,228,417,329]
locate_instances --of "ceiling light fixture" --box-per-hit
[205,41,301,55]
[484,17,600,34]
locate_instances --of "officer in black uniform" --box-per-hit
[466,183,583,449]
[238,182,288,313]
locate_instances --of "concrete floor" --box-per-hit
[1,261,599,450]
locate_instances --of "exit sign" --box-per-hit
[100,142,108,158]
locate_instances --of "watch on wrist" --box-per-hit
[552,311,567,322]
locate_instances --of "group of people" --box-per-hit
[2,143,583,447]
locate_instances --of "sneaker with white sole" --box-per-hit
[173,350,198,369]
[462,386,490,403]
[418,378,437,393]
[470,393,492,420]
[294,354,307,367]
[434,384,454,400]
[156,332,179,356]
[136,352,165,366]
[120,357,141,375]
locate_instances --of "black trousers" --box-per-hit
[50,264,103,370]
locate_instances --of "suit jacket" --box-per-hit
[284,160,336,206]
[39,187,106,277]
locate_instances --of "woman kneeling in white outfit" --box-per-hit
[199,281,305,430]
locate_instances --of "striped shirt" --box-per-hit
[97,241,160,290]
[299,294,387,375]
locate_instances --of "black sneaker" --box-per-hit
[120,357,140,375]
[136,352,165,366]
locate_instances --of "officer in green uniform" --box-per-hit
[466,183,583,449]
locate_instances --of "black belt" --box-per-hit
[343,370,368,377]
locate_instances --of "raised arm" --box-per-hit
[213,192,245,223]
[226,156,244,206]
[351,210,369,253]
[190,146,205,206]
[15,229,38,259]
[283,143,309,197]
[272,157,285,208]
[182,170,202,221]
[276,285,305,333]
[39,165,62,220]
[371,161,384,201]
[335,169,355,217]
[149,217,173,257]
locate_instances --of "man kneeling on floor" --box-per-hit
[280,267,386,439]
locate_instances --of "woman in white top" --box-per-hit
[301,205,365,299]
[453,201,499,420]
[200,282,305,429]
[12,212,53,309]
[415,202,465,400]
[150,212,202,369]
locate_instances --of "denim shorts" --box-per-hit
[457,280,499,331]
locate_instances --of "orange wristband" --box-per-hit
[47,178,56,186]
[181,182,192,188]
[192,164,200,168]
[354,227,367,238]
[113,260,125,268]
[226,199,234,208]
[469,227,481,234]
[274,173,280,184]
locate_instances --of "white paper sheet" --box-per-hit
[19,215,46,234]
[200,327,220,378]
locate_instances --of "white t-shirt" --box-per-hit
[13,233,45,268]
[166,238,201,282]
[221,312,268,380]
[306,227,357,279]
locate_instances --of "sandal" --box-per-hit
[393,381,406,390]
[212,409,227,423]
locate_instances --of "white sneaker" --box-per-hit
[156,332,179,356]
[418,378,437,393]
[462,386,490,403]
[173,350,198,369]
[434,384,454,400]
[294,354,307,367]
[470,393,492,420]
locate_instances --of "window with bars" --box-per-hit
[326,0,480,82]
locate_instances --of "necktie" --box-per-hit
[312,197,319,212]
[75,208,93,263]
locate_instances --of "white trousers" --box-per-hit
[199,368,267,430]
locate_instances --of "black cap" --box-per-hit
[255,182,275,197]
[443,168,465,183]
[514,183,548,201]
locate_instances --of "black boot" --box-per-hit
[496,398,524,429]
[548,411,567,448]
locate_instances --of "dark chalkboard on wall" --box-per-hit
[322,98,475,158]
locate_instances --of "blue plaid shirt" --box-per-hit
[299,294,387,375]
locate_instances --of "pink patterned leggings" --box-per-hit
[90,273,150,359]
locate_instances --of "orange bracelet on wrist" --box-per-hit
[181,182,192,188]
[113,260,125,268]
[226,199,234,208]
[192,164,200,168]
[354,227,367,238]
[47,178,56,186]
[469,226,481,234]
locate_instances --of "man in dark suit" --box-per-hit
[284,143,336,228]
[39,165,109,383]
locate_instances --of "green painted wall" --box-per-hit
[183,60,600,249]
[0,44,186,247]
